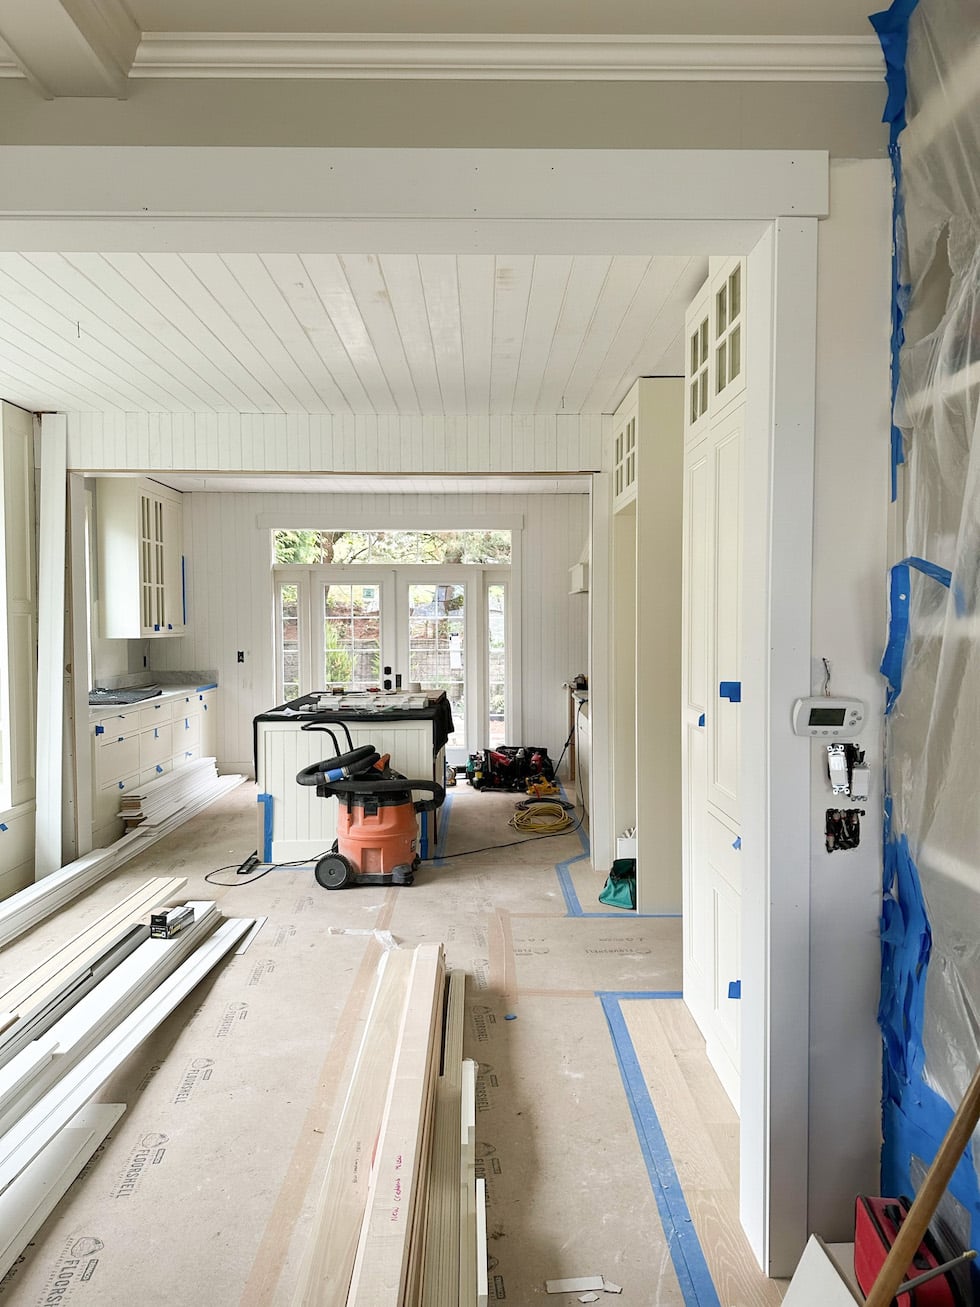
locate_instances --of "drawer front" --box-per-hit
[179,693,202,717]
[174,743,201,769]
[95,771,140,823]
[139,700,173,729]
[175,712,201,748]
[97,732,140,784]
[94,709,141,740]
[140,760,172,786]
[140,721,174,768]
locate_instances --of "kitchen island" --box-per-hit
[253,691,452,863]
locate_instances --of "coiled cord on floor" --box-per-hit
[508,800,575,835]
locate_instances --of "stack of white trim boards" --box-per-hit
[292,946,489,1307]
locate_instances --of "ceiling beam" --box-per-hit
[0,0,138,98]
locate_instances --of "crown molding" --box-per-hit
[129,32,883,83]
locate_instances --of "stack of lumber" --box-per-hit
[292,946,489,1307]
[0,766,244,949]
[0,891,254,1280]
[120,757,238,828]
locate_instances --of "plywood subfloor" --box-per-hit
[0,782,783,1305]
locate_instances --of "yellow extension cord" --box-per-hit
[508,800,575,835]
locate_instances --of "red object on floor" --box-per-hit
[854,1196,958,1306]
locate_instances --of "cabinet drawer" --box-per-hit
[95,771,140,823]
[177,693,201,717]
[94,710,141,741]
[140,721,174,768]
[174,744,201,769]
[140,760,172,786]
[139,700,173,729]
[174,712,201,748]
[96,732,140,784]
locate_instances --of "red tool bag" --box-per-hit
[854,1197,960,1306]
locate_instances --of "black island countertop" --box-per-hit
[253,690,455,765]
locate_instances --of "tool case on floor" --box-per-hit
[854,1196,961,1305]
[465,746,555,790]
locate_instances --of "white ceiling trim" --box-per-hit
[0,32,884,85]
[132,32,882,82]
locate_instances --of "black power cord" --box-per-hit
[204,850,332,887]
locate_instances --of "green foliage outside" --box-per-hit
[274,529,511,566]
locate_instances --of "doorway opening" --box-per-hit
[272,527,515,767]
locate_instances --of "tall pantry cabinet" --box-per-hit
[682,258,746,1111]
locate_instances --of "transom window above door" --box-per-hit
[273,529,510,566]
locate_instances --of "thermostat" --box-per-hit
[792,696,865,738]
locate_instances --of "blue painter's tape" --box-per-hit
[719,681,741,703]
[880,558,951,714]
[95,724,105,736]
[419,810,429,861]
[599,994,722,1307]
[156,765,163,773]
[0,824,7,832]
[118,781,124,790]
[879,798,931,1087]
[697,713,705,727]
[882,1075,980,1259]
[869,0,920,499]
[732,836,741,851]
[728,980,742,1000]
[153,728,159,739]
[196,683,218,692]
[601,990,683,1001]
[257,793,273,863]
[429,787,454,866]
[555,852,591,917]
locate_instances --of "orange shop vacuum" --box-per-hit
[295,722,444,889]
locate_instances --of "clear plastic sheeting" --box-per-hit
[877,0,980,1245]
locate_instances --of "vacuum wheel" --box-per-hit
[314,852,355,890]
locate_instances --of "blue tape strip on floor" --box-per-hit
[599,993,721,1307]
[430,787,455,866]
[555,851,591,916]
[552,804,681,919]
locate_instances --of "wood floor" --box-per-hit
[0,782,785,1305]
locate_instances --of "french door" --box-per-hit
[274,565,515,765]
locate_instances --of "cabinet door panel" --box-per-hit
[712,872,741,1062]
[708,413,742,824]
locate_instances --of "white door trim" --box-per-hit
[739,218,818,1276]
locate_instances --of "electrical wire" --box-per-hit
[509,800,575,834]
[205,851,331,887]
[431,791,586,861]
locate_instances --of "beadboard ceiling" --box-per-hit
[0,250,705,416]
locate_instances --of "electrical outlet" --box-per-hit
[237,651,245,663]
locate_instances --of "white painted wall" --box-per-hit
[805,157,891,1238]
[66,412,602,475]
[149,491,589,775]
[0,400,37,897]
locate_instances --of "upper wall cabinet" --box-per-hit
[97,479,185,639]
[685,257,747,448]
[711,258,746,413]
[686,282,711,446]
[612,389,638,513]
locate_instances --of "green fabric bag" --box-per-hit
[598,858,636,910]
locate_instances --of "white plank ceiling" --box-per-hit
[0,251,706,416]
